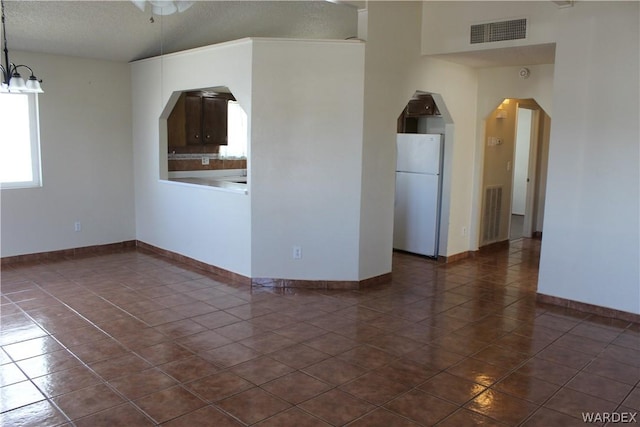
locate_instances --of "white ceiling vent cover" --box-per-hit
[470,18,527,44]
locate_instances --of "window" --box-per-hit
[0,93,42,189]
[220,100,248,159]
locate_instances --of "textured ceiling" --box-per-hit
[2,1,555,68]
[2,1,359,62]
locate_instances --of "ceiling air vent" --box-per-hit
[470,18,527,44]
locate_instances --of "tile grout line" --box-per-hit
[2,274,162,425]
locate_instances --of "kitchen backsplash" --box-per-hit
[168,153,247,172]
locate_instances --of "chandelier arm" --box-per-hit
[12,64,35,77]
[2,0,9,85]
[0,0,43,92]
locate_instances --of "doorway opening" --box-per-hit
[479,98,551,247]
[393,91,454,258]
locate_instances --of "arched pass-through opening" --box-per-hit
[479,98,551,247]
[159,86,249,189]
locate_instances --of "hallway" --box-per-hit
[1,239,638,426]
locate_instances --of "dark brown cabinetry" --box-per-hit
[168,91,235,148]
[185,95,229,145]
[405,96,437,117]
[397,94,440,133]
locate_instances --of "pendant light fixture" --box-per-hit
[0,0,43,93]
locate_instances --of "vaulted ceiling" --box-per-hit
[3,1,556,67]
[2,1,359,62]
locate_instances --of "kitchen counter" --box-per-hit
[166,170,248,194]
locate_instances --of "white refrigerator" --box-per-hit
[393,134,443,257]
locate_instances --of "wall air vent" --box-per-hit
[470,18,527,44]
[482,185,503,243]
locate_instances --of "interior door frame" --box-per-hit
[511,103,540,238]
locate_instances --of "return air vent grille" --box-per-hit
[482,185,503,243]
[471,18,527,44]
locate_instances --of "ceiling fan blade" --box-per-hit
[131,0,147,12]
[176,1,195,13]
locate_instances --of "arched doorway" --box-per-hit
[479,98,551,247]
[394,90,454,258]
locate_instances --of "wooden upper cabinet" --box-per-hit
[405,96,437,117]
[202,97,228,145]
[169,91,233,147]
[397,94,441,133]
[185,95,204,145]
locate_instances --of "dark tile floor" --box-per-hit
[1,239,638,426]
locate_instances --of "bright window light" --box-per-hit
[220,100,247,159]
[0,93,42,189]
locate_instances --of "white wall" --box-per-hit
[132,40,253,277]
[358,2,423,278]
[420,2,557,251]
[419,1,638,316]
[476,64,554,120]
[1,52,135,257]
[421,1,559,56]
[538,2,640,314]
[409,56,479,257]
[535,113,551,232]
[133,38,366,281]
[359,1,480,265]
[250,39,365,281]
[474,64,554,246]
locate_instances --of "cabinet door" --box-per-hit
[185,95,202,145]
[202,97,228,145]
[406,97,435,117]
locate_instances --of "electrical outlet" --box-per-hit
[202,157,209,165]
[74,221,81,232]
[292,246,302,259]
